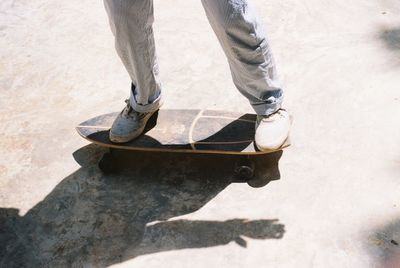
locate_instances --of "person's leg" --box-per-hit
[201,0,282,116]
[201,0,290,150]
[104,0,162,143]
[104,0,162,113]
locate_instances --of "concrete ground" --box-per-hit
[1,0,400,267]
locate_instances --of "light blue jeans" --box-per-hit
[104,0,283,115]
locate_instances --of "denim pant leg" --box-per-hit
[104,0,162,113]
[201,0,283,116]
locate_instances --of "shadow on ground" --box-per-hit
[366,219,400,268]
[0,144,285,267]
[379,26,400,65]
[380,27,400,51]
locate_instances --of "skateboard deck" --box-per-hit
[76,109,290,155]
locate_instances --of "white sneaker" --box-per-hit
[255,109,291,151]
[109,100,156,143]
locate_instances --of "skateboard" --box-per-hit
[76,109,290,182]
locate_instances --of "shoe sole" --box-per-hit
[109,111,157,143]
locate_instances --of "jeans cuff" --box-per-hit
[129,87,163,113]
[251,95,283,116]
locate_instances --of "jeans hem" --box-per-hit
[251,97,283,116]
[129,88,163,113]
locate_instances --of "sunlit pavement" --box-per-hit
[1,0,400,267]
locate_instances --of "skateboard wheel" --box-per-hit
[234,159,255,180]
[98,152,116,173]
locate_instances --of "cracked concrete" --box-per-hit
[1,0,400,267]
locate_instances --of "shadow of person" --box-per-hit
[0,144,285,267]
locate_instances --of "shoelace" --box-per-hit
[260,109,286,122]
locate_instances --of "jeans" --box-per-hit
[104,0,283,115]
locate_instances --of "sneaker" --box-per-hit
[109,99,156,143]
[255,109,291,151]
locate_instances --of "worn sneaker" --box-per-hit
[255,109,291,151]
[109,100,156,143]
